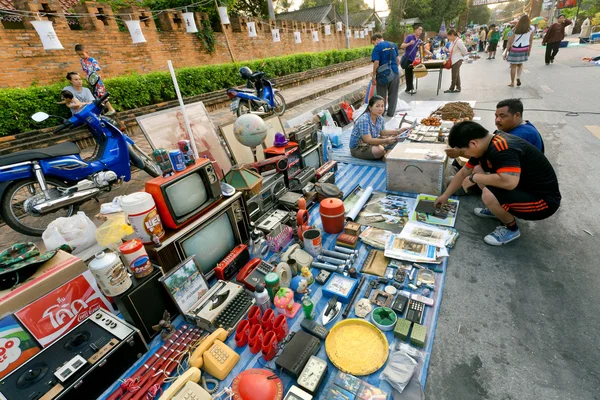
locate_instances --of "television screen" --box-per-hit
[181,212,236,275]
[304,148,321,169]
[165,173,208,218]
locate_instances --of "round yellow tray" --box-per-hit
[325,318,389,376]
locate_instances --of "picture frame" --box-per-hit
[159,256,209,316]
[136,101,233,176]
[219,115,285,165]
[322,273,358,303]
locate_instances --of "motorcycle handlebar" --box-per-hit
[53,122,71,134]
[95,92,110,105]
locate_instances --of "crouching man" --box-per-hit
[435,121,561,245]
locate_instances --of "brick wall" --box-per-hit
[0,0,371,88]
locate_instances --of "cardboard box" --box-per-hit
[386,143,448,195]
[0,250,88,318]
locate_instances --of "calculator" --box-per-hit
[406,300,425,324]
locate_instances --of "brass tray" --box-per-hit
[325,318,389,376]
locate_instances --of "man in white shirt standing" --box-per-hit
[444,30,469,93]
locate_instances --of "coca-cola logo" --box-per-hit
[41,298,89,329]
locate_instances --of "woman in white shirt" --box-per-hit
[504,15,534,87]
[444,30,469,93]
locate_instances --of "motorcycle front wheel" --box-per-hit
[1,178,78,237]
[274,92,286,116]
[128,143,161,178]
[236,100,252,117]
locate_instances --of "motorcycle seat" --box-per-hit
[238,88,255,93]
[0,142,80,166]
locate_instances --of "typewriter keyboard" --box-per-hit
[215,290,255,331]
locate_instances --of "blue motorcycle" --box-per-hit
[0,88,161,236]
[227,67,286,117]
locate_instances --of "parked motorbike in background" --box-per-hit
[227,67,286,117]
[0,79,161,236]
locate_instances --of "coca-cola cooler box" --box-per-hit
[15,270,116,347]
[0,250,88,318]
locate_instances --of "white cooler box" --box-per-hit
[386,143,448,195]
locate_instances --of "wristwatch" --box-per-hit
[469,174,476,183]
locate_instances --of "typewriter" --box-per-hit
[187,280,255,335]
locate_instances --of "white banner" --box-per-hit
[125,20,146,43]
[360,30,365,39]
[346,28,351,38]
[294,31,302,44]
[337,22,343,32]
[218,6,230,24]
[247,21,257,37]
[324,24,331,35]
[354,30,359,39]
[182,12,198,33]
[312,30,319,42]
[31,20,64,50]
[364,28,369,36]
[272,28,280,42]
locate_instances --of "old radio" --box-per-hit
[288,124,318,153]
[214,244,251,281]
[242,155,288,177]
[246,173,287,223]
[315,160,338,179]
[257,209,291,233]
[186,280,255,334]
[317,171,335,184]
[264,142,302,184]
[0,310,146,400]
[289,167,316,193]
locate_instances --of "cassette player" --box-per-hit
[257,209,290,233]
[215,244,251,281]
[287,124,318,153]
[289,167,316,193]
[315,160,338,179]
[317,171,335,184]
[243,155,288,177]
[265,143,302,185]
[247,173,288,223]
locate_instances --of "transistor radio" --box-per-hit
[247,173,287,223]
[186,280,255,334]
[317,171,335,184]
[289,167,316,193]
[214,244,251,281]
[315,160,338,179]
[288,124,318,153]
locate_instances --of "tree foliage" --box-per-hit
[403,0,467,32]
[468,4,491,25]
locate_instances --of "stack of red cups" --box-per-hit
[234,305,289,361]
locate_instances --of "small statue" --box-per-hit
[152,310,175,341]
[300,266,314,285]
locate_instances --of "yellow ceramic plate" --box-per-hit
[325,318,389,376]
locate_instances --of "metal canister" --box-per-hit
[169,150,186,172]
[152,148,174,177]
[177,140,196,166]
[88,251,132,297]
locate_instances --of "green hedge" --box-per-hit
[0,47,372,135]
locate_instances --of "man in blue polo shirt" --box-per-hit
[495,98,544,152]
[371,33,400,117]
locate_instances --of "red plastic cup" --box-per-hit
[261,308,275,331]
[234,320,250,347]
[247,305,262,327]
[248,325,264,354]
[261,331,279,361]
[273,314,289,341]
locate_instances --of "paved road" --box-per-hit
[413,39,600,400]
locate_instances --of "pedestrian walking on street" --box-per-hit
[487,25,501,59]
[502,24,512,50]
[74,44,116,115]
[400,24,425,95]
[371,33,401,117]
[542,14,572,65]
[504,15,534,87]
[444,30,468,93]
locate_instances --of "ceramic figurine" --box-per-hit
[273,287,300,318]
[290,276,309,301]
[152,310,175,340]
[301,266,314,285]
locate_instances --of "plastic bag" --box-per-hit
[42,211,97,255]
[95,213,135,250]
[396,99,410,111]
[322,124,343,148]
[380,342,428,393]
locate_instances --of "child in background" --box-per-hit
[58,90,87,114]
[74,43,116,115]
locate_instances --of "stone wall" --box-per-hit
[0,0,371,88]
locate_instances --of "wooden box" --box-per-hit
[386,143,448,195]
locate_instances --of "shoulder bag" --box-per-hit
[444,40,457,69]
[376,44,399,85]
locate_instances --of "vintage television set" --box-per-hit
[149,191,251,278]
[300,143,324,170]
[145,158,222,229]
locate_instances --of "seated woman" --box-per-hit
[349,95,403,160]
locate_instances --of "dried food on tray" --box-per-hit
[431,102,475,121]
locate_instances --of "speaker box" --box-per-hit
[113,267,179,342]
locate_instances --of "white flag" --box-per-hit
[294,31,302,44]
[218,6,230,24]
[125,20,146,43]
[324,24,331,35]
[312,31,319,42]
[247,21,257,38]
[182,12,198,33]
[360,31,364,39]
[31,20,64,50]
[337,22,343,32]
[354,30,359,39]
[272,29,280,42]
[346,28,351,38]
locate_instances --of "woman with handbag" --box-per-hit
[400,24,424,95]
[349,95,407,160]
[504,15,534,87]
[444,30,468,94]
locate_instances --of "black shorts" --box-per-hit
[487,186,560,221]
[488,42,498,51]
